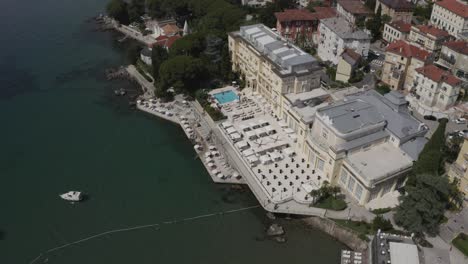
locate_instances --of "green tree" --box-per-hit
[151,45,169,81]
[128,0,145,23]
[158,55,206,92]
[372,215,393,231]
[106,0,130,25]
[375,83,390,95]
[169,33,206,57]
[365,0,376,10]
[366,6,383,41]
[395,119,453,236]
[394,173,450,236]
[147,0,165,18]
[414,3,434,22]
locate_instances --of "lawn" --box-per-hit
[452,233,468,256]
[314,197,347,211]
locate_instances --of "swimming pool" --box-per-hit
[213,90,239,104]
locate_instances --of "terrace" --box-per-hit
[217,90,326,204]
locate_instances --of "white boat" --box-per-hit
[59,191,83,202]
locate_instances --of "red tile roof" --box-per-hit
[388,20,412,33]
[435,0,468,19]
[379,0,414,11]
[154,35,181,49]
[338,0,373,15]
[275,8,337,22]
[443,40,468,55]
[416,64,462,86]
[313,7,338,19]
[413,25,450,38]
[386,40,430,61]
[275,9,317,22]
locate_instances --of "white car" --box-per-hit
[455,118,466,124]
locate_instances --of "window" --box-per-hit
[317,158,325,171]
[340,169,348,185]
[347,177,356,192]
[354,184,363,200]
[321,128,329,139]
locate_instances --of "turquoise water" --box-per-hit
[213,90,239,104]
[0,0,344,263]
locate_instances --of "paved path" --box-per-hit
[126,65,154,98]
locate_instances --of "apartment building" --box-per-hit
[410,64,462,111]
[383,20,412,44]
[275,8,337,45]
[302,90,428,207]
[448,137,468,200]
[228,24,323,117]
[375,0,414,23]
[430,0,468,38]
[317,17,371,65]
[408,25,452,52]
[336,49,362,83]
[436,40,468,81]
[381,40,431,91]
[336,0,373,26]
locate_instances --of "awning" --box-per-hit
[230,133,241,140]
[284,128,294,134]
[240,124,250,132]
[209,145,217,150]
[269,151,282,161]
[235,140,249,150]
[278,121,288,127]
[226,127,237,135]
[260,155,272,165]
[242,149,255,157]
[247,156,259,164]
[207,162,216,168]
[211,169,219,175]
[221,121,233,129]
[257,119,268,127]
[245,130,257,140]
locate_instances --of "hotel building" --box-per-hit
[430,0,468,38]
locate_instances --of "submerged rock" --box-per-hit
[274,236,287,243]
[267,223,284,236]
[266,212,276,220]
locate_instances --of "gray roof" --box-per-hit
[317,99,386,135]
[321,17,371,40]
[236,24,318,75]
[333,130,389,153]
[346,90,428,140]
[400,136,428,161]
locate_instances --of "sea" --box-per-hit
[0,0,344,263]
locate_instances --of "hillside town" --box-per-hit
[104,0,468,263]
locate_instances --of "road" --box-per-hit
[411,111,468,137]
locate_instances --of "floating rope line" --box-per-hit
[29,205,260,264]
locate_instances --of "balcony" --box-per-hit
[438,53,456,66]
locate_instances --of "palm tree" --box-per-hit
[310,189,321,205]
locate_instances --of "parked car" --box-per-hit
[455,118,467,124]
[424,115,437,121]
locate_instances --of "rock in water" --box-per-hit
[266,212,276,220]
[267,223,284,236]
[274,236,287,243]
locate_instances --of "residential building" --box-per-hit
[410,64,463,111]
[228,24,323,117]
[275,8,337,45]
[241,0,273,7]
[303,90,428,207]
[381,40,431,91]
[448,137,468,200]
[153,35,181,50]
[430,0,468,38]
[274,9,317,46]
[317,17,371,65]
[375,0,414,23]
[436,40,468,81]
[383,20,412,44]
[336,49,362,83]
[336,0,373,26]
[146,18,181,39]
[300,0,333,7]
[408,25,452,52]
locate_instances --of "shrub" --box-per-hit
[372,215,393,232]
